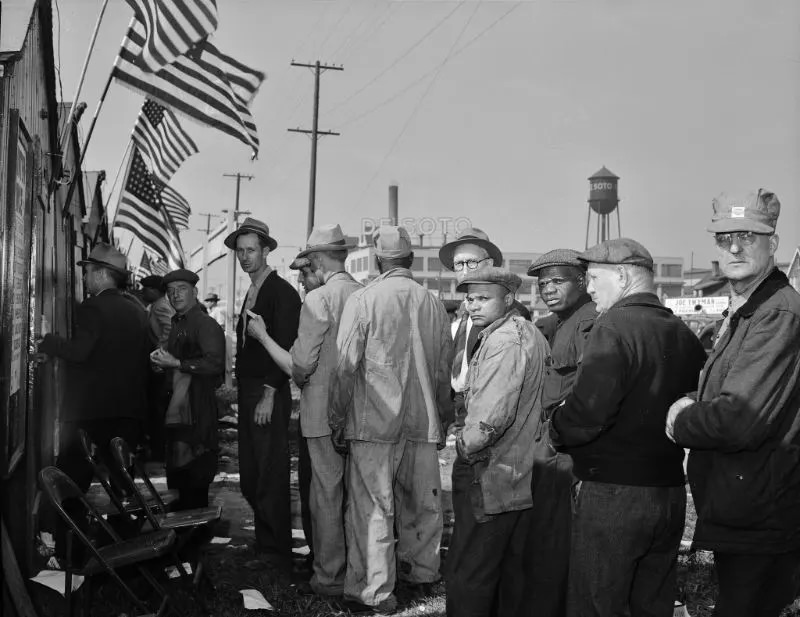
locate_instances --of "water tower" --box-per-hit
[586,166,621,248]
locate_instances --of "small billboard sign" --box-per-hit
[664,296,729,316]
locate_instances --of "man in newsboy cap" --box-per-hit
[523,249,596,616]
[667,190,800,616]
[151,269,225,510]
[547,238,706,617]
[330,226,452,612]
[445,266,548,617]
[225,217,302,570]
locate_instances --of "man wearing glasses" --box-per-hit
[667,190,800,617]
[524,249,596,616]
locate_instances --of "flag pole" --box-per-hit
[59,0,110,153]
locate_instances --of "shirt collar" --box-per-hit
[249,266,272,292]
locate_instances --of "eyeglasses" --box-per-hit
[714,231,771,250]
[453,257,491,271]
[537,277,576,291]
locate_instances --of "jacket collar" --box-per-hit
[477,309,517,341]
[370,267,414,285]
[731,268,789,319]
[173,302,203,322]
[555,293,593,323]
[608,292,669,313]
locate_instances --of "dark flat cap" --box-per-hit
[140,275,164,289]
[456,266,521,293]
[162,268,199,287]
[527,249,585,276]
[223,217,278,251]
[579,238,654,271]
[289,256,311,270]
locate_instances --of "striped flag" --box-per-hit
[124,0,218,72]
[114,148,184,269]
[156,180,191,230]
[132,251,152,284]
[147,256,171,276]
[133,99,198,182]
[113,19,264,156]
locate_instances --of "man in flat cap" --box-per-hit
[666,190,800,616]
[225,217,301,569]
[330,225,453,612]
[523,249,596,616]
[203,292,227,329]
[151,269,225,509]
[38,244,151,556]
[548,238,706,617]
[445,267,548,617]
[438,227,531,432]
[290,256,322,295]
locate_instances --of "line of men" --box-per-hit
[41,185,800,617]
[226,189,800,617]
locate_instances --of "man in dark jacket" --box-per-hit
[151,269,225,510]
[225,217,301,570]
[525,249,596,617]
[39,243,150,492]
[667,190,800,617]
[548,238,706,617]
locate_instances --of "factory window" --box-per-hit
[412,257,424,271]
[509,259,531,274]
[661,264,682,278]
[360,256,369,272]
[428,257,443,272]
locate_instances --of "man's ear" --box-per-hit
[769,233,780,256]
[505,292,515,308]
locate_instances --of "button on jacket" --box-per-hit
[330,268,453,443]
[459,312,548,514]
[291,272,362,438]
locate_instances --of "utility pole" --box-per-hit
[222,173,253,386]
[288,60,343,238]
[195,212,224,300]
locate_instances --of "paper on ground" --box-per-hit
[292,545,310,556]
[30,570,84,595]
[164,562,193,579]
[240,589,274,610]
[211,536,231,544]
[291,529,305,540]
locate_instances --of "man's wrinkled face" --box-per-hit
[585,264,624,313]
[166,281,197,314]
[298,265,321,293]
[465,283,512,327]
[453,243,493,284]
[236,233,269,274]
[715,231,777,288]
[536,265,587,314]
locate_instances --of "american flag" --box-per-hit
[114,148,185,269]
[156,179,191,230]
[133,99,198,182]
[124,0,218,73]
[132,250,153,284]
[113,19,264,156]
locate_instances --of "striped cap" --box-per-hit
[527,249,584,276]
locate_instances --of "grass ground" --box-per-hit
[29,387,800,616]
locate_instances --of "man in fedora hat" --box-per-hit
[38,243,151,555]
[249,223,362,594]
[330,225,452,612]
[225,217,302,570]
[444,266,547,617]
[438,227,531,437]
[548,238,706,617]
[203,292,227,329]
[667,190,800,616]
[151,268,225,510]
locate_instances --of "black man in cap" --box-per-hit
[225,217,301,569]
[523,249,596,616]
[445,266,547,617]
[548,238,706,617]
[151,268,225,510]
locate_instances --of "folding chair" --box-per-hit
[77,429,178,519]
[109,437,222,532]
[38,466,176,617]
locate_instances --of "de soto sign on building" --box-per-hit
[360,216,472,244]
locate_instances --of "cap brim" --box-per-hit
[438,238,503,270]
[707,219,775,234]
[296,242,355,258]
[456,279,517,293]
[223,229,278,251]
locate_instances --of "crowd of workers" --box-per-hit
[35,187,800,617]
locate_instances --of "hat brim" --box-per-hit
[224,228,278,251]
[527,261,585,276]
[296,242,355,258]
[707,219,775,234]
[439,238,503,270]
[76,258,129,276]
[456,279,518,293]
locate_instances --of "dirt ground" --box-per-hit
[27,387,800,616]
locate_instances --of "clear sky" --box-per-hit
[53,0,800,270]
